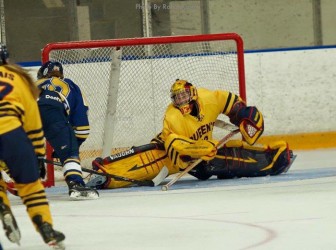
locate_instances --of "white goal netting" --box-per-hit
[42,33,246,174]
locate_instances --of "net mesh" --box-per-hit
[45,35,244,169]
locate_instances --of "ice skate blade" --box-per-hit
[48,240,65,250]
[3,213,21,245]
[69,190,99,200]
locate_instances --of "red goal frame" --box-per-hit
[41,33,246,187]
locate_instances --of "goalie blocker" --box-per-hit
[88,139,295,189]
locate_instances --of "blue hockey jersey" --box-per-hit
[37,89,69,123]
[36,77,90,145]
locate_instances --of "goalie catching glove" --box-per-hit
[228,101,264,145]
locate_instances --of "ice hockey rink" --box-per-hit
[1,148,336,250]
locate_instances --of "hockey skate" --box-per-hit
[66,180,99,200]
[0,199,21,245]
[86,174,107,189]
[33,215,65,250]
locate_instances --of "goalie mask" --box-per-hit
[170,79,198,115]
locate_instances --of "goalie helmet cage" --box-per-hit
[41,32,246,187]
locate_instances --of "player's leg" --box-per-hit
[0,172,21,245]
[45,121,98,199]
[15,181,65,248]
[2,127,65,247]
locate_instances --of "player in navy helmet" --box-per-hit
[36,61,97,199]
[37,61,63,79]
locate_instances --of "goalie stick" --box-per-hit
[42,159,169,187]
[214,119,237,131]
[83,165,169,187]
[161,128,240,191]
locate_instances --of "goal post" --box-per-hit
[41,33,246,187]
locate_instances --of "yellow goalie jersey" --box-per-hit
[161,88,240,141]
[0,65,45,156]
[158,88,241,169]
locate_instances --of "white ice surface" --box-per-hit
[1,149,336,250]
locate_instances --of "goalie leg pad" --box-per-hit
[268,142,292,175]
[201,140,292,179]
[188,161,212,181]
[92,149,169,189]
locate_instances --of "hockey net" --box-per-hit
[41,33,246,187]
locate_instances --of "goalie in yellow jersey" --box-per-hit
[156,79,294,181]
[88,79,294,189]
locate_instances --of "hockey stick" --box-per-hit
[82,166,168,187]
[161,128,240,191]
[214,119,237,131]
[103,143,162,164]
[42,158,169,187]
[43,158,62,166]
[43,143,163,168]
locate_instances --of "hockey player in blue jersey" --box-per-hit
[36,61,98,200]
[36,61,90,147]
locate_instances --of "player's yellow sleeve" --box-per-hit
[0,65,45,156]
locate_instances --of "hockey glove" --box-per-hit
[239,117,264,145]
[37,155,46,179]
[228,102,264,145]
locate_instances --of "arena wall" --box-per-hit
[26,47,336,150]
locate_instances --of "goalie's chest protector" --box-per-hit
[164,88,226,140]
